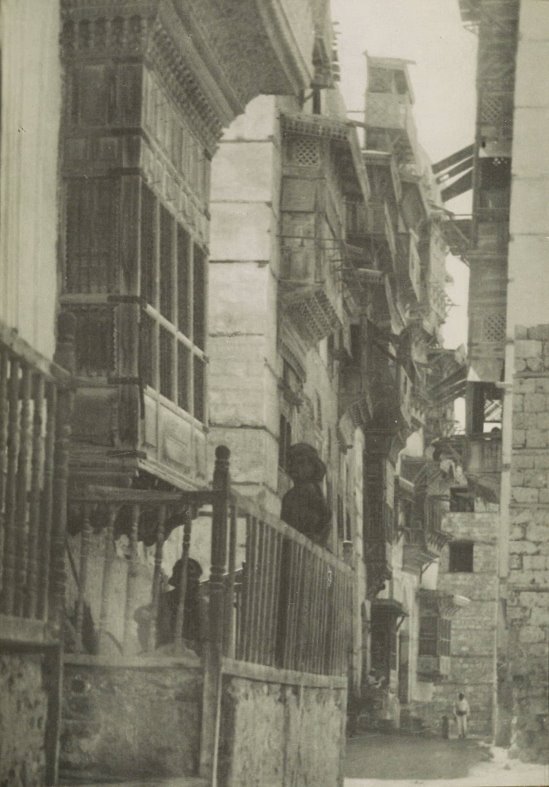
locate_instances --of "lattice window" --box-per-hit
[482,312,505,342]
[291,136,320,167]
[73,306,115,376]
[139,182,207,422]
[480,94,503,125]
[65,178,119,293]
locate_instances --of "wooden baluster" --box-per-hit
[269,531,283,667]
[304,551,313,673]
[199,445,230,785]
[317,556,326,674]
[281,538,296,670]
[38,383,56,619]
[252,520,265,664]
[245,515,258,662]
[147,505,167,652]
[49,385,72,632]
[14,365,32,616]
[315,557,323,674]
[148,504,166,653]
[0,348,9,594]
[263,527,278,666]
[123,503,140,655]
[260,524,272,665]
[75,505,92,654]
[97,506,117,654]
[300,549,313,672]
[243,515,254,662]
[240,514,253,661]
[223,503,237,657]
[332,571,341,674]
[174,507,192,651]
[310,554,318,674]
[26,374,45,619]
[1,358,20,614]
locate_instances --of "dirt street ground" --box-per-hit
[344,733,549,787]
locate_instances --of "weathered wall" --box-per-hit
[60,660,202,781]
[0,0,61,359]
[435,512,499,737]
[506,327,549,763]
[219,674,347,787]
[0,653,49,787]
[208,95,281,512]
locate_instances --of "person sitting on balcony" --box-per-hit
[135,557,204,653]
[280,442,332,548]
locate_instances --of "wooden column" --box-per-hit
[199,445,230,785]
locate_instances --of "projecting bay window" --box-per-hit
[139,184,207,423]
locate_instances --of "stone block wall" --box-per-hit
[0,652,50,787]
[219,674,347,786]
[60,659,203,781]
[507,325,549,763]
[435,512,499,736]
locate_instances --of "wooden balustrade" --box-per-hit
[225,489,354,676]
[0,322,73,632]
[65,448,354,680]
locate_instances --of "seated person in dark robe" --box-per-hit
[135,557,203,652]
[280,442,331,547]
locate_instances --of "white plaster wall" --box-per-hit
[507,0,549,331]
[0,0,61,360]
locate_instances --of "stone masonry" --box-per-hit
[506,325,549,762]
[406,512,499,738]
[219,675,347,787]
[60,660,203,782]
[0,653,49,787]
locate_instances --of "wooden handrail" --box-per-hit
[0,321,73,387]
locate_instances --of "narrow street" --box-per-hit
[344,733,549,787]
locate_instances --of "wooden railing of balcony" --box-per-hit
[65,447,354,675]
[0,321,73,634]
[63,446,354,781]
[226,487,354,676]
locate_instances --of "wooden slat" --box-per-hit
[1,358,20,614]
[312,554,322,673]
[174,509,192,649]
[239,514,253,661]
[38,383,56,619]
[26,374,45,619]
[257,522,271,664]
[249,517,262,664]
[287,542,304,671]
[264,528,280,666]
[123,504,140,655]
[14,365,32,616]
[223,504,237,657]
[97,506,117,654]
[148,505,166,652]
[319,562,330,674]
[75,505,92,654]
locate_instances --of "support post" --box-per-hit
[199,445,230,786]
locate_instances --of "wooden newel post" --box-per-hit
[199,444,230,786]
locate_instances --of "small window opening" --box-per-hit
[449,541,474,573]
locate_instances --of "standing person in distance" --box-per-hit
[453,691,470,739]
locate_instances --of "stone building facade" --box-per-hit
[452,0,549,763]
